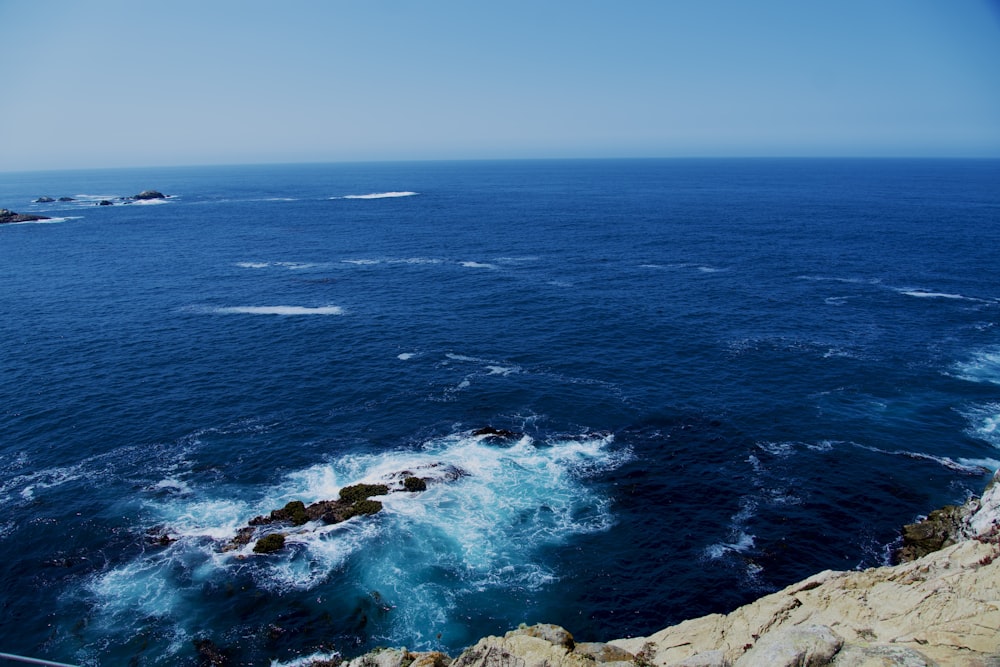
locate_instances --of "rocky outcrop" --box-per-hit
[340,471,1000,667]
[224,483,395,553]
[0,208,50,223]
[133,189,167,200]
[33,196,55,203]
[218,464,463,554]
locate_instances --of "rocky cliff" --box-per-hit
[340,471,1000,667]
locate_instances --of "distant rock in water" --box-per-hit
[133,190,167,200]
[34,196,55,203]
[473,426,520,439]
[97,200,114,206]
[58,196,75,202]
[0,208,50,223]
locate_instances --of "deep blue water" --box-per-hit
[1,158,999,666]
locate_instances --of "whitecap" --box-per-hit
[960,403,1000,448]
[952,349,1000,386]
[398,353,417,360]
[270,651,342,667]
[389,257,444,265]
[485,365,519,376]
[149,478,193,496]
[342,259,381,265]
[899,289,973,300]
[235,262,270,269]
[445,353,482,363]
[1,216,79,225]
[460,261,498,269]
[210,306,344,316]
[957,457,1000,472]
[853,443,988,474]
[333,191,419,200]
[756,441,796,457]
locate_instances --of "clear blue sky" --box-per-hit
[2,0,999,171]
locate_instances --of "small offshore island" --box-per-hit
[315,473,1000,667]
[0,208,50,224]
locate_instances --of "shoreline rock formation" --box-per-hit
[339,471,1000,667]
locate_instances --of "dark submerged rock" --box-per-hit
[193,638,232,666]
[34,196,55,203]
[253,533,286,554]
[339,483,389,503]
[0,208,50,223]
[97,200,114,206]
[404,476,428,492]
[58,196,75,202]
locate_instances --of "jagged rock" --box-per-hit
[253,533,285,554]
[574,643,634,664]
[830,644,936,667]
[666,651,725,667]
[404,476,428,492]
[409,652,452,667]
[339,483,389,503]
[896,503,972,562]
[509,623,575,650]
[34,196,55,203]
[222,483,399,551]
[134,189,166,200]
[97,200,114,206]
[734,624,843,666]
[0,208,50,223]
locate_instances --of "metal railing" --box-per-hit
[0,652,80,667]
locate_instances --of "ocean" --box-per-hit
[1,158,998,666]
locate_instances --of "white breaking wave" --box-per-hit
[234,261,325,270]
[398,353,418,360]
[953,348,1000,386]
[1,216,80,225]
[961,403,1000,449]
[899,289,975,301]
[211,306,345,316]
[460,261,497,269]
[333,191,419,200]
[86,429,628,654]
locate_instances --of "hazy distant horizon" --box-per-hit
[5,154,1000,177]
[2,0,999,172]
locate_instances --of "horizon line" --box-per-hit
[4,154,1000,175]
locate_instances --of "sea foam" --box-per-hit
[333,192,419,200]
[85,429,627,655]
[210,306,344,316]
